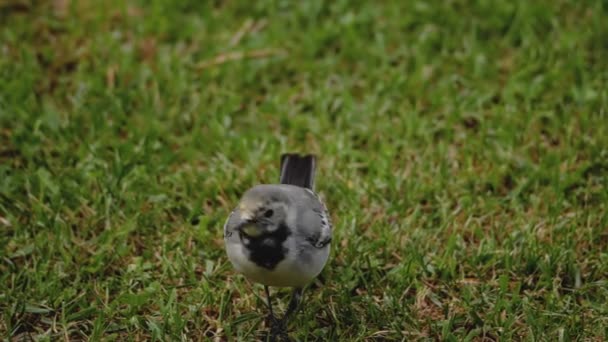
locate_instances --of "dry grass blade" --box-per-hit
[193,48,288,70]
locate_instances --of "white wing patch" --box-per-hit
[306,190,332,248]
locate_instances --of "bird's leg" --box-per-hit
[264,286,289,341]
[280,287,303,325]
[264,285,279,326]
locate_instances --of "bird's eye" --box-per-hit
[264,209,274,218]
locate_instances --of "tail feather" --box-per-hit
[279,153,316,190]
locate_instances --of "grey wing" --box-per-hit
[295,189,332,248]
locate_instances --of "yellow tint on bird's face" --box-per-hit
[238,200,264,236]
[241,224,263,237]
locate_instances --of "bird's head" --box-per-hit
[228,185,289,238]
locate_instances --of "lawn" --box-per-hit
[1,0,607,340]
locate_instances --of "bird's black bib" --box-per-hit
[240,223,291,270]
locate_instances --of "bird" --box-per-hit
[223,153,332,333]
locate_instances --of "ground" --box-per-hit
[1,0,607,340]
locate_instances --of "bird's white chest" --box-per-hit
[225,241,326,287]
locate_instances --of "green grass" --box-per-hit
[1,0,607,340]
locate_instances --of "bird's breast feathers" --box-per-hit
[225,237,329,287]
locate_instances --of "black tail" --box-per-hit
[279,153,316,190]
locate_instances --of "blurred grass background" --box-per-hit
[1,0,607,340]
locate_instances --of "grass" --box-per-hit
[1,0,607,340]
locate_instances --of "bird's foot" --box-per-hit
[265,313,279,327]
[264,314,290,341]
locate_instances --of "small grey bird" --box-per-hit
[224,154,332,329]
